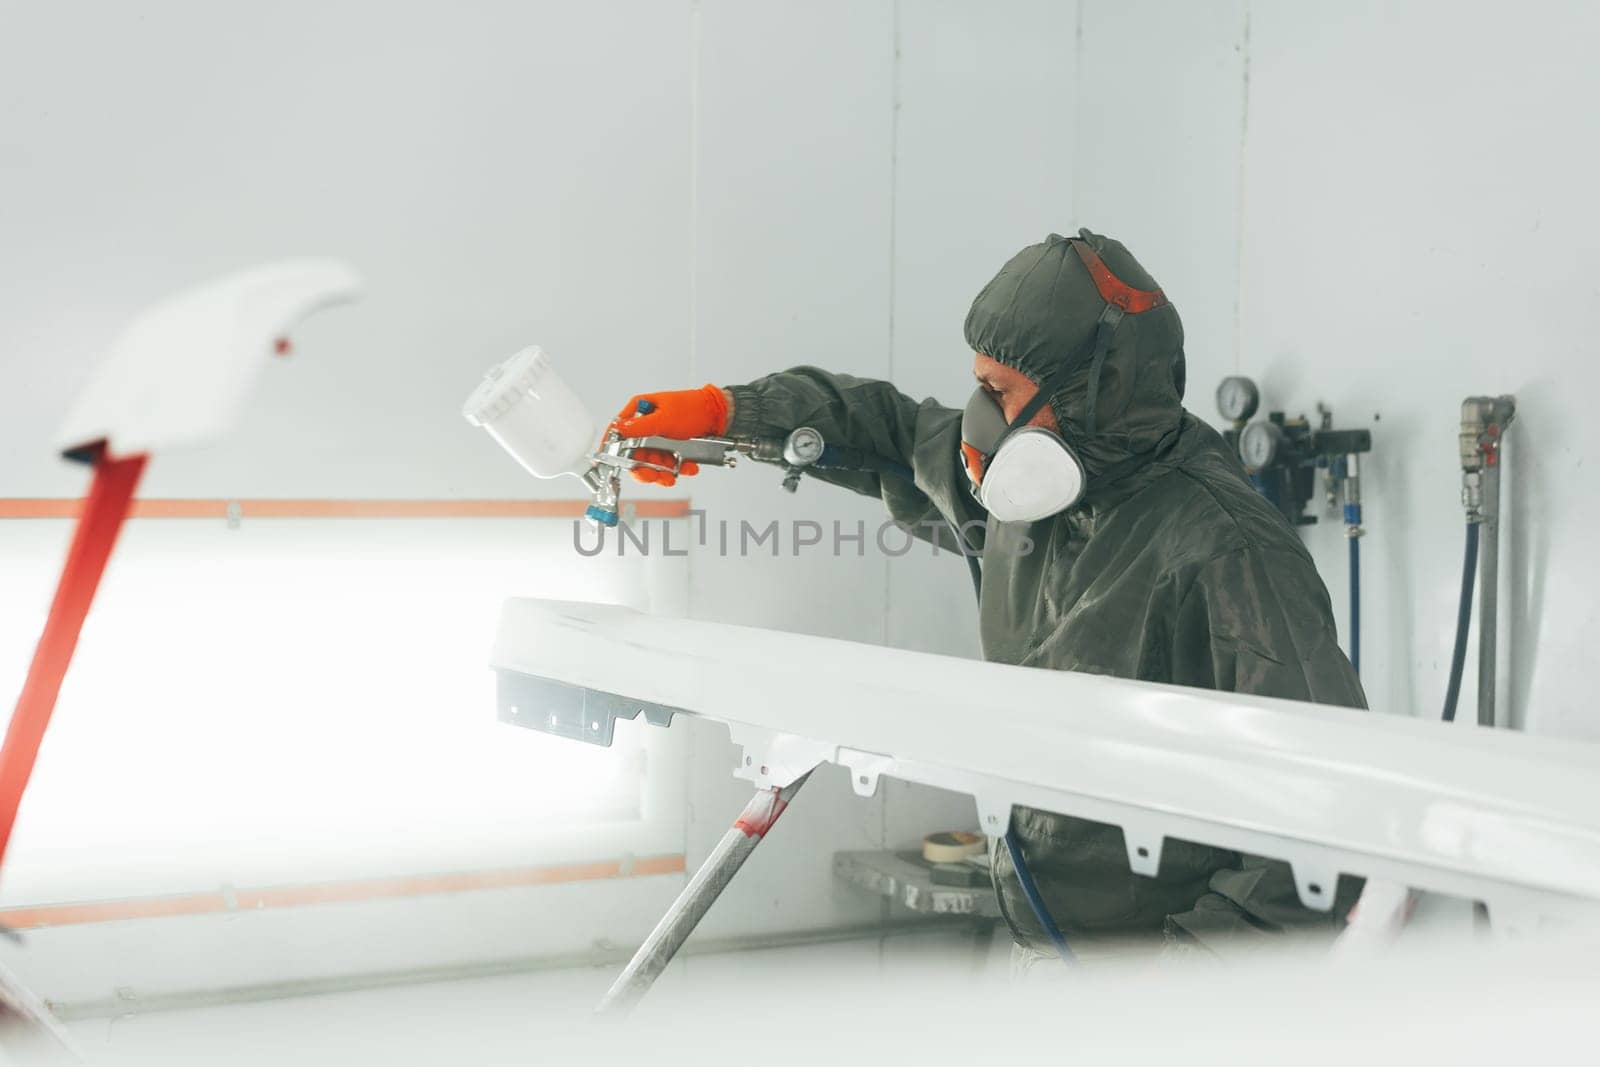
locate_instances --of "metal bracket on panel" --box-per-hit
[496,670,678,747]
[1292,858,1342,912]
[974,795,1015,838]
[1121,822,1166,879]
[838,748,897,798]
[728,725,830,790]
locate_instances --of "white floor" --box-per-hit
[55,922,1600,1067]
[62,929,1002,1066]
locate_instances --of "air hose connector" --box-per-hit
[1459,396,1516,523]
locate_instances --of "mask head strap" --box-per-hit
[999,234,1168,443]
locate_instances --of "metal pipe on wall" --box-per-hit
[1459,396,1515,730]
[1477,460,1501,728]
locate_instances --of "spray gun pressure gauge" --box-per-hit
[1216,376,1261,423]
[782,427,825,468]
[777,426,824,492]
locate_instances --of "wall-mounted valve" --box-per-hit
[1460,396,1516,523]
[1218,377,1373,528]
[1455,395,1516,729]
[1218,376,1374,675]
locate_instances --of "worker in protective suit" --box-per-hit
[611,229,1366,958]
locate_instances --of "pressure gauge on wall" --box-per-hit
[1239,420,1283,474]
[1216,376,1261,423]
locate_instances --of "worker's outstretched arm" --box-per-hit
[725,366,984,544]
[616,367,982,541]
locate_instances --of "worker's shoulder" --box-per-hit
[1128,423,1311,569]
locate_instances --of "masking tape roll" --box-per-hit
[922,831,986,865]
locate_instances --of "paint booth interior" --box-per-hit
[1,2,1599,1062]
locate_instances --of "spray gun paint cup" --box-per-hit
[462,346,598,477]
[463,346,618,523]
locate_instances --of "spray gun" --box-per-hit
[585,414,825,525]
[462,346,825,526]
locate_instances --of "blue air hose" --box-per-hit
[1004,828,1077,963]
[1442,523,1480,723]
[1349,536,1361,676]
[1345,502,1362,676]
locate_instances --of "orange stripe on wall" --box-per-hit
[0,499,692,520]
[0,854,687,930]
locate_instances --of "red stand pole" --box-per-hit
[0,450,147,874]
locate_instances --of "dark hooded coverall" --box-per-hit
[724,231,1367,954]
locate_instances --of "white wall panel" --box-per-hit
[1074,0,1600,742]
[1238,0,1600,737]
[687,0,895,628]
[1074,0,1249,401]
[0,0,692,499]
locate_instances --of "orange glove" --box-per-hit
[610,385,730,486]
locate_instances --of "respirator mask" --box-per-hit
[959,234,1169,524]
[960,389,1085,523]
